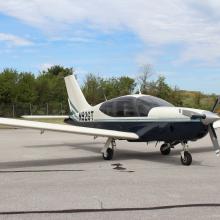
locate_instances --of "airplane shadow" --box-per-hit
[0,156,102,169]
[0,141,214,169]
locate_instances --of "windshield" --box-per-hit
[137,96,173,116]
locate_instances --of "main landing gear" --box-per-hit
[160,143,171,155]
[160,142,192,166]
[101,138,116,160]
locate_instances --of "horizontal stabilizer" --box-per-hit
[0,117,139,140]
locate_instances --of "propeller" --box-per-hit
[208,124,220,156]
[209,96,220,156]
[211,96,220,113]
[182,96,220,156]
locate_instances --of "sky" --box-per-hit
[0,0,220,94]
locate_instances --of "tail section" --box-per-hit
[64,75,91,116]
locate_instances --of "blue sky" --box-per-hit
[0,0,220,94]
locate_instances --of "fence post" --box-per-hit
[12,104,15,118]
[29,103,32,115]
[46,103,48,115]
[60,103,63,115]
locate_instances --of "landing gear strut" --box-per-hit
[101,138,116,160]
[180,142,192,166]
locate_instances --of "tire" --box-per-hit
[160,144,171,155]
[181,151,192,166]
[102,148,114,160]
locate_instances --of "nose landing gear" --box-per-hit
[180,142,192,166]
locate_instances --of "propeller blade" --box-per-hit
[211,96,220,113]
[208,124,220,156]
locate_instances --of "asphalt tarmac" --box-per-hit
[0,129,220,219]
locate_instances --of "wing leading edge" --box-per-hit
[21,115,69,119]
[0,117,139,140]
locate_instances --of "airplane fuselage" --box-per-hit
[65,118,208,143]
[65,94,213,144]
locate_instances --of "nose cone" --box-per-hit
[202,110,220,125]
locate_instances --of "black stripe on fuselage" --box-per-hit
[64,118,208,142]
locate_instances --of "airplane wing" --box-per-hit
[22,115,69,119]
[0,117,139,140]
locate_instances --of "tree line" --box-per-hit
[0,65,217,117]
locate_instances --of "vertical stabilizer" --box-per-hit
[64,75,90,114]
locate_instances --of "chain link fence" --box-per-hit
[0,103,69,117]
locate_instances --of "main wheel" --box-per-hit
[160,144,171,155]
[102,148,114,160]
[181,151,192,166]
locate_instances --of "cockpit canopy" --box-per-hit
[99,95,173,117]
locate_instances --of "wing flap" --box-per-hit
[0,117,139,140]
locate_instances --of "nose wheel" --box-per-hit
[180,142,192,166]
[180,151,192,166]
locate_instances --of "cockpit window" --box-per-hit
[99,95,173,117]
[99,96,138,117]
[139,96,173,107]
[137,96,173,116]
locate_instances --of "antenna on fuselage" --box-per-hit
[103,93,107,101]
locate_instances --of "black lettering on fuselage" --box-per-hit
[79,111,94,122]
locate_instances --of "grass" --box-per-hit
[27,118,65,124]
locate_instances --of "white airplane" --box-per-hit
[0,75,220,166]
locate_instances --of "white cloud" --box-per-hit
[0,33,32,46]
[1,1,220,63]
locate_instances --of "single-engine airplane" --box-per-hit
[1,74,220,166]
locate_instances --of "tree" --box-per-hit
[82,74,103,105]
[45,65,73,77]
[35,66,71,114]
[16,73,37,104]
[0,69,18,104]
[116,76,136,96]
[137,64,154,93]
[82,74,136,105]
[154,75,172,100]
[170,86,183,106]
[194,92,202,108]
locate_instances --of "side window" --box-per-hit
[115,100,138,117]
[115,101,138,117]
[100,99,138,117]
[115,101,124,117]
[99,101,115,116]
[137,99,151,116]
[123,102,137,117]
